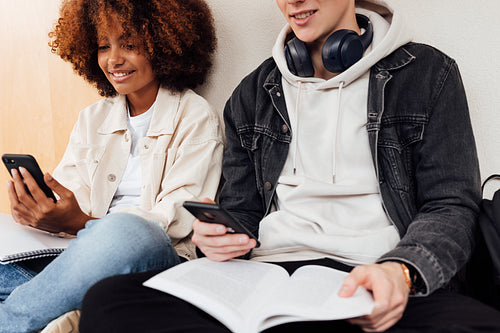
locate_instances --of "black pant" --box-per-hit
[80,259,500,333]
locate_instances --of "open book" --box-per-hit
[0,213,72,264]
[144,258,374,333]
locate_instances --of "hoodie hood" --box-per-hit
[273,0,413,89]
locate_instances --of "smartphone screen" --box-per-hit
[2,154,57,202]
[183,201,260,247]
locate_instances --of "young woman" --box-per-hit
[0,0,222,331]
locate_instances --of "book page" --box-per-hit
[258,265,374,331]
[0,213,71,263]
[143,258,289,333]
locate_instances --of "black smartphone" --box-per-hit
[183,201,260,247]
[2,154,57,203]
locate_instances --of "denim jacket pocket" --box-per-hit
[237,124,291,151]
[238,125,260,152]
[377,115,427,193]
[236,124,291,200]
[378,115,427,152]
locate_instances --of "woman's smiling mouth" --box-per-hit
[109,70,135,82]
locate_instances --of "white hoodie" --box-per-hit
[251,0,413,265]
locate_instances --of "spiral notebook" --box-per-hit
[0,213,72,264]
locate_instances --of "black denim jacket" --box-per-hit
[219,43,481,295]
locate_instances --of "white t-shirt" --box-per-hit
[108,104,153,213]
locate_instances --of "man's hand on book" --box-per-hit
[338,261,410,332]
[191,198,257,261]
[7,167,94,235]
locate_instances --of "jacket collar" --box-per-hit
[373,44,416,72]
[97,87,179,136]
[263,64,282,91]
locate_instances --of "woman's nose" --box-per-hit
[108,46,124,66]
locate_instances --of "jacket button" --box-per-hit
[276,92,281,97]
[107,174,116,182]
[264,182,272,191]
[281,124,289,133]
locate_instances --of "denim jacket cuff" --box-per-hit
[378,245,444,296]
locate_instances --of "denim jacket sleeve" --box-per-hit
[376,45,481,295]
[218,77,267,239]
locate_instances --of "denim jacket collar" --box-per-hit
[373,46,416,72]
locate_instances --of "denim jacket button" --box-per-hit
[107,174,116,182]
[281,124,289,133]
[264,182,272,191]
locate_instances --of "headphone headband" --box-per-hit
[356,14,373,50]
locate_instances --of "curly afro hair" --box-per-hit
[49,0,217,97]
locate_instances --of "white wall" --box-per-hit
[1,0,497,211]
[201,0,500,195]
[197,0,285,113]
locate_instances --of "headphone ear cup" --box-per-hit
[285,37,315,77]
[322,30,364,73]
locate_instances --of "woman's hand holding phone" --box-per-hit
[190,198,258,261]
[6,164,93,235]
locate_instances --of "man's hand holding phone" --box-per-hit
[189,198,258,261]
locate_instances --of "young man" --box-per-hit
[80,0,500,332]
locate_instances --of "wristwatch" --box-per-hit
[400,263,424,295]
[401,263,416,294]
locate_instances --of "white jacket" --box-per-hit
[53,87,224,259]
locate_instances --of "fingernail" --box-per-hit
[19,167,26,174]
[238,236,248,244]
[215,226,225,234]
[11,168,18,176]
[46,173,53,181]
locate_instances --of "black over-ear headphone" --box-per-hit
[285,14,373,77]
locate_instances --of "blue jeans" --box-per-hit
[0,213,182,333]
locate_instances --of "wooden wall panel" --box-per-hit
[0,0,100,213]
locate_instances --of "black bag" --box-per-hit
[462,174,500,309]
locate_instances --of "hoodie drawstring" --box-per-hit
[292,81,344,181]
[332,81,345,181]
[292,81,303,175]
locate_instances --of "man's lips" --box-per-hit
[290,10,317,25]
[292,10,317,20]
